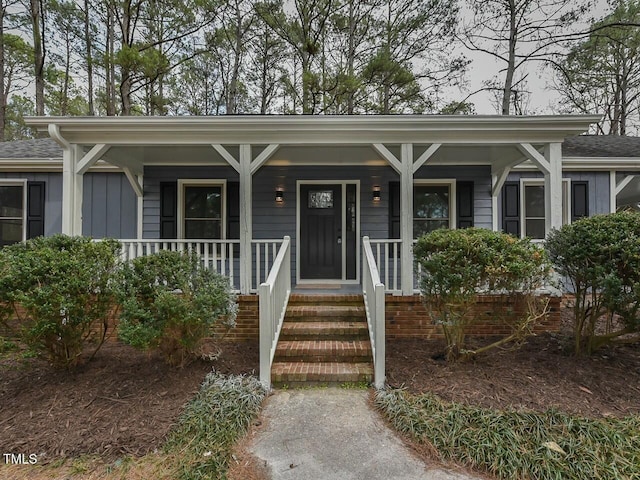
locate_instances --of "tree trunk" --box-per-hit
[84,0,94,115]
[502,0,517,115]
[105,6,116,116]
[30,0,45,116]
[0,5,6,141]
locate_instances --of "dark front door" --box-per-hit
[300,184,342,279]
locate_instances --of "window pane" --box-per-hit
[184,186,221,219]
[525,219,545,239]
[185,219,221,239]
[308,190,333,209]
[414,186,449,219]
[414,219,449,237]
[0,185,23,218]
[0,219,23,247]
[525,185,544,218]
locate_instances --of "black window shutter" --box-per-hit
[502,182,520,236]
[571,181,589,221]
[457,181,474,228]
[159,182,177,239]
[389,181,400,239]
[27,181,45,238]
[226,181,240,256]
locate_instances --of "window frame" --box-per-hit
[0,179,27,245]
[177,179,227,240]
[519,178,571,240]
[413,179,457,238]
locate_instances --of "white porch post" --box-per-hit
[544,142,563,233]
[61,145,83,236]
[400,144,414,295]
[239,144,252,295]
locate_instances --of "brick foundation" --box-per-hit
[385,294,562,339]
[2,293,562,344]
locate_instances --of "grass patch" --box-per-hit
[162,371,267,480]
[375,388,640,480]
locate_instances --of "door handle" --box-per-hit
[337,237,342,244]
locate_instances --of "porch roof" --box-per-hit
[25,115,600,146]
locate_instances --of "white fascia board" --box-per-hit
[514,157,640,171]
[0,158,122,172]
[24,115,601,146]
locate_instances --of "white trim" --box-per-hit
[0,179,28,243]
[610,170,618,213]
[136,174,144,239]
[413,179,457,233]
[296,180,361,284]
[519,177,571,239]
[413,143,441,174]
[177,179,227,240]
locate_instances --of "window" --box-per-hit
[178,180,225,239]
[413,181,456,237]
[520,179,570,239]
[0,181,26,247]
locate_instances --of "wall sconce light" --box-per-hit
[372,186,381,202]
[275,188,284,203]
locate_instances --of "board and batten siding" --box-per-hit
[82,173,137,239]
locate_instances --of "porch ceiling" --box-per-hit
[95,143,534,168]
[26,114,600,146]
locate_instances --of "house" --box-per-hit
[3,115,638,386]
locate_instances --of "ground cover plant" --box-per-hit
[547,211,640,354]
[376,387,640,480]
[413,228,551,361]
[0,235,120,368]
[117,250,238,365]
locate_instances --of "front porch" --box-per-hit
[24,115,597,387]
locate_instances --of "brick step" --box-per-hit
[287,294,364,307]
[271,361,373,386]
[280,321,369,340]
[274,340,371,363]
[285,305,366,322]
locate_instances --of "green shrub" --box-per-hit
[546,211,640,354]
[0,235,121,368]
[414,228,551,361]
[117,250,237,366]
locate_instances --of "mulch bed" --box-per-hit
[0,340,258,464]
[1,307,639,468]
[386,332,640,418]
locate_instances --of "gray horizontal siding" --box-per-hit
[414,165,493,229]
[502,171,611,222]
[0,172,62,236]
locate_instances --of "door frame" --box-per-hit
[296,180,360,285]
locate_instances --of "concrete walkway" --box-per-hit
[248,388,480,480]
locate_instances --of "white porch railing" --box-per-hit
[362,236,385,389]
[368,238,423,294]
[118,239,240,291]
[259,236,291,389]
[252,239,285,293]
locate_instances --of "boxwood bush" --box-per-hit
[546,211,640,354]
[414,228,551,361]
[117,250,237,366]
[0,235,121,368]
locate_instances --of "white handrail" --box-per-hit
[259,236,291,389]
[368,239,402,295]
[251,239,285,292]
[362,236,385,389]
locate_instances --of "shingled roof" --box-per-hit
[0,137,62,159]
[0,134,639,161]
[563,135,640,157]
